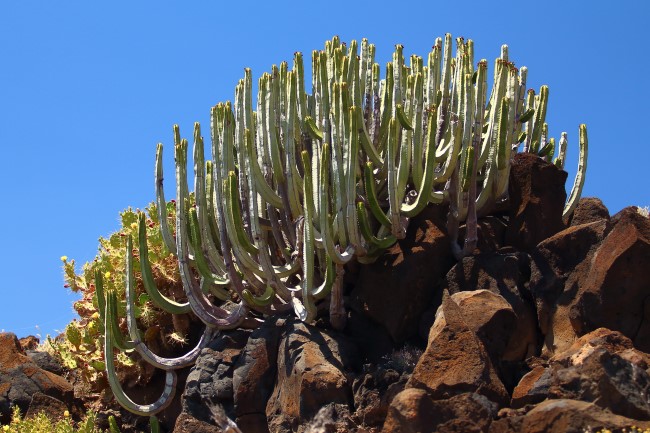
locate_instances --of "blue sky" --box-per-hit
[1,2,648,339]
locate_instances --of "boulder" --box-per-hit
[568,197,610,226]
[570,207,650,351]
[505,152,568,252]
[529,219,610,355]
[442,253,538,362]
[179,329,251,425]
[382,389,498,433]
[232,317,284,432]
[266,319,358,433]
[490,399,650,433]
[352,365,408,429]
[407,298,509,407]
[350,204,455,343]
[511,329,650,420]
[0,332,75,424]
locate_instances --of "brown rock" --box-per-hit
[350,204,455,343]
[569,197,610,226]
[407,299,509,407]
[443,253,538,362]
[449,290,517,365]
[18,336,39,352]
[352,366,407,429]
[505,152,568,252]
[458,216,508,254]
[232,318,283,432]
[570,207,650,351]
[172,410,239,433]
[510,328,650,420]
[24,392,68,420]
[382,389,498,433]
[0,333,74,424]
[266,320,356,433]
[490,399,650,433]
[529,219,610,355]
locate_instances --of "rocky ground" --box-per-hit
[2,153,650,432]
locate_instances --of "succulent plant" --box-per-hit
[95,34,588,417]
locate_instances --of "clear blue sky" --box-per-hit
[1,2,648,339]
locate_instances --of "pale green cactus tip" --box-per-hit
[102,34,588,418]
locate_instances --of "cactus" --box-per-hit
[98,34,588,417]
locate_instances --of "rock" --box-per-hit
[180,329,251,425]
[352,365,408,429]
[344,310,395,365]
[266,319,358,433]
[350,204,455,343]
[0,332,75,424]
[505,152,568,252]
[24,392,68,420]
[529,219,610,355]
[570,207,650,351]
[18,336,39,351]
[26,350,65,376]
[448,290,517,366]
[490,399,650,433]
[568,197,610,226]
[382,389,498,433]
[173,408,241,433]
[511,328,650,420]
[443,253,537,362]
[303,403,354,433]
[232,317,284,432]
[407,298,509,407]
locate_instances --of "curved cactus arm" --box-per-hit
[106,291,136,352]
[386,118,406,239]
[244,118,283,209]
[104,297,177,416]
[155,143,178,256]
[193,124,229,277]
[295,150,319,323]
[512,66,528,153]
[187,208,231,299]
[319,143,355,264]
[345,106,368,256]
[137,213,192,314]
[563,124,588,219]
[94,271,108,325]
[363,161,392,228]
[530,85,549,153]
[124,234,218,369]
[409,71,425,187]
[492,96,511,199]
[330,83,350,247]
[283,70,304,219]
[401,105,438,217]
[432,114,462,186]
[479,55,509,167]
[357,202,397,249]
[175,140,250,328]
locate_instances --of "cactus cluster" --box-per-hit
[99,35,588,416]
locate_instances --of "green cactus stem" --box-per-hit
[563,124,588,218]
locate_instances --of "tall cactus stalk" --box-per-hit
[103,35,589,418]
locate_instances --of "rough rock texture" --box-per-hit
[266,319,359,433]
[490,399,650,433]
[407,298,509,407]
[569,197,610,226]
[570,207,650,351]
[448,290,517,366]
[382,389,498,433]
[0,332,76,424]
[302,403,354,433]
[443,253,538,362]
[505,152,568,252]
[352,365,408,429]
[350,204,455,343]
[511,328,650,420]
[178,329,251,427]
[232,318,283,432]
[529,219,611,355]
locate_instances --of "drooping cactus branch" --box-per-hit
[103,34,589,418]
